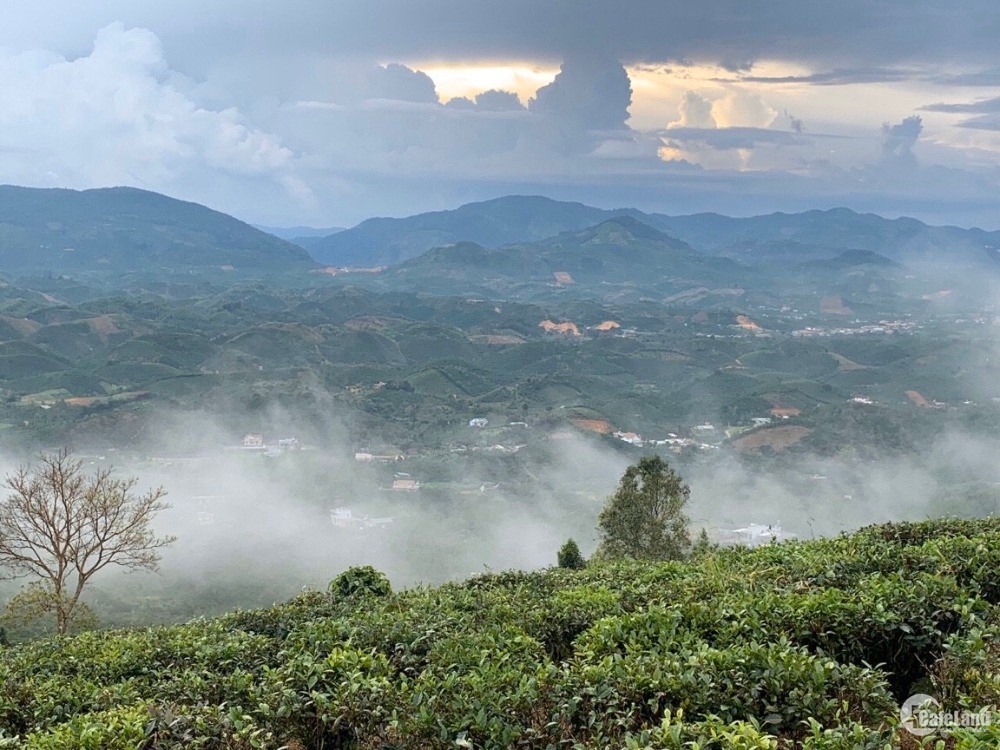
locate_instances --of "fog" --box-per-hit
[1,327,998,629]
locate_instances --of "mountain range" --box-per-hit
[0,184,996,461]
[303,195,1000,269]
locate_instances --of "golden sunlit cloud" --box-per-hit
[408,62,559,103]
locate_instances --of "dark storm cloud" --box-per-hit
[528,58,632,129]
[445,91,526,112]
[881,116,923,159]
[956,114,1000,131]
[4,1,997,74]
[474,90,525,112]
[929,70,1000,87]
[922,96,1000,114]
[735,68,916,86]
[370,64,439,103]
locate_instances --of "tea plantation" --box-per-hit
[2,518,1000,748]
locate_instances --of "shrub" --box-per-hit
[329,565,392,599]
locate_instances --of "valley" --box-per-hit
[0,192,997,620]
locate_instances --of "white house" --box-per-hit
[728,523,795,548]
[469,418,489,427]
[613,431,643,446]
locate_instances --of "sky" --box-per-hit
[0,1,998,228]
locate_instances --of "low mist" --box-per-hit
[1,393,998,629]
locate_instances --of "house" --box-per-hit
[726,523,795,548]
[692,423,716,433]
[330,507,394,529]
[469,417,489,428]
[613,431,643,446]
[751,417,772,427]
[243,433,264,448]
[391,478,420,491]
[330,507,365,529]
[355,450,405,462]
[278,437,299,450]
[851,396,875,405]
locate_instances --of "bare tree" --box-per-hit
[0,450,175,634]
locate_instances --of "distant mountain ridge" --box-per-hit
[307,195,1000,268]
[653,207,1000,263]
[253,224,345,240]
[307,195,650,267]
[0,185,315,275]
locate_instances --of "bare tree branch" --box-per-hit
[0,449,175,634]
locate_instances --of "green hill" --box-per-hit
[0,185,315,275]
[2,518,999,748]
[307,195,649,267]
[378,216,741,296]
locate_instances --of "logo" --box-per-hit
[900,694,940,737]
[900,694,993,738]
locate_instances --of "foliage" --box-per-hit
[557,538,586,569]
[329,565,392,599]
[598,455,691,560]
[1,583,98,636]
[0,518,997,747]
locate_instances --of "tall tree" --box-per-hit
[598,455,691,560]
[0,450,175,634]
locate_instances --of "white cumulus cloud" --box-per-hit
[0,23,308,211]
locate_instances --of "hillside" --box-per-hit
[307,195,648,266]
[379,216,742,297]
[0,186,315,275]
[2,518,999,747]
[306,196,1000,269]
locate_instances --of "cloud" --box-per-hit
[736,68,914,86]
[661,127,810,150]
[881,115,923,159]
[666,89,780,132]
[661,89,797,167]
[955,114,1000,131]
[444,90,525,113]
[370,63,439,103]
[528,57,632,130]
[711,91,778,129]
[0,23,309,214]
[928,70,1000,87]
[14,1,993,77]
[668,91,716,129]
[0,16,996,230]
[921,96,1000,114]
[474,89,524,112]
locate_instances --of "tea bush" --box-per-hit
[0,523,997,748]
